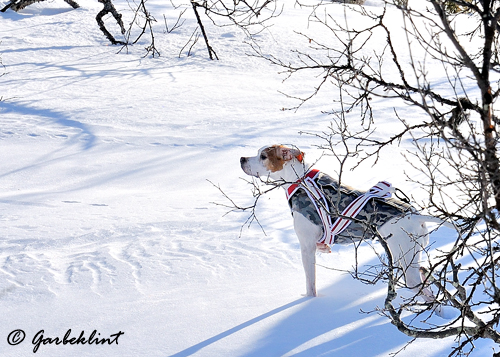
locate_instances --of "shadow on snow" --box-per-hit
[0,100,96,150]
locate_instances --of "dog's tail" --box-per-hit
[416,215,456,230]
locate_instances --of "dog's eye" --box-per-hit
[260,153,267,160]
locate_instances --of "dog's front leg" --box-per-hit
[293,212,321,297]
[300,243,317,297]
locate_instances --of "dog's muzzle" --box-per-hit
[240,157,253,176]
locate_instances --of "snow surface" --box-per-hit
[0,0,497,356]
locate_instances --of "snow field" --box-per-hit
[1,1,496,356]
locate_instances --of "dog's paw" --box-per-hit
[302,292,318,297]
[316,243,331,254]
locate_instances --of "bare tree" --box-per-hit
[96,0,126,45]
[1,0,281,58]
[222,1,500,355]
[1,0,79,11]
[120,0,159,56]
[180,0,282,59]
[1,0,126,45]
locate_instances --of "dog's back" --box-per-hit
[288,172,415,244]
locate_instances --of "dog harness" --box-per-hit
[286,169,414,245]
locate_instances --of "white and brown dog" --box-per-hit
[240,144,448,305]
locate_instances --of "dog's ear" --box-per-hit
[279,146,305,163]
[295,151,305,163]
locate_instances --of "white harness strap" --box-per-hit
[326,181,394,244]
[287,170,394,245]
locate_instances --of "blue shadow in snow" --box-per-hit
[170,297,310,357]
[239,248,457,357]
[240,283,389,357]
[0,101,96,150]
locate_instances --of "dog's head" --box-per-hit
[240,145,305,178]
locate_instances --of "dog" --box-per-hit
[240,144,448,304]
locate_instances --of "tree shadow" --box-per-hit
[0,101,96,180]
[0,100,96,150]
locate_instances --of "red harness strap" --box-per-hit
[286,169,320,201]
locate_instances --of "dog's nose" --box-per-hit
[240,157,247,165]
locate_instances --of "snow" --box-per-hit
[0,1,496,356]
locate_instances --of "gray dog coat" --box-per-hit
[287,169,415,245]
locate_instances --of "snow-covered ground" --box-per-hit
[0,1,496,356]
